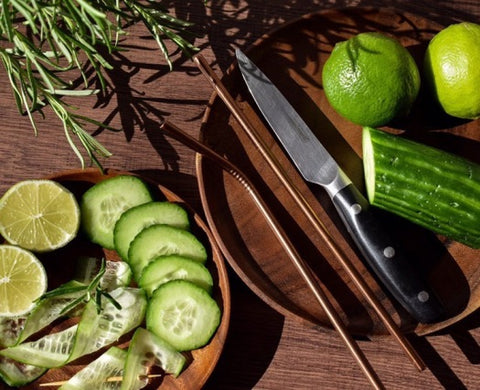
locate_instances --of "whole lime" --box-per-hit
[424,22,480,119]
[322,32,420,127]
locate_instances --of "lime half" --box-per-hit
[0,245,47,316]
[0,180,80,252]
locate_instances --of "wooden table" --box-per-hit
[1,1,480,389]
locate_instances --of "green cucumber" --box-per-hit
[113,201,190,261]
[59,346,126,390]
[121,328,186,390]
[128,225,207,281]
[138,255,213,297]
[80,175,153,249]
[363,126,480,248]
[146,280,221,352]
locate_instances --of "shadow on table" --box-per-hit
[204,271,285,390]
[200,0,479,74]
[407,311,480,390]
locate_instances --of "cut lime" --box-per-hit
[0,245,47,316]
[0,180,80,252]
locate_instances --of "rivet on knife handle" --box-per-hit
[331,178,445,323]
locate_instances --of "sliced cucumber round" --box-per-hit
[80,175,153,249]
[128,224,207,281]
[146,280,221,352]
[138,255,213,297]
[113,201,190,261]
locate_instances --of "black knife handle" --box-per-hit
[332,183,445,323]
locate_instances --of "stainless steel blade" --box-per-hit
[235,49,351,196]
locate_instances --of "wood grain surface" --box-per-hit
[1,1,480,389]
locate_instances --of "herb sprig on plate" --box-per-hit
[0,0,198,168]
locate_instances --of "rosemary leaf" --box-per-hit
[1,0,200,168]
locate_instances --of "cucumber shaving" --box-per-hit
[0,287,146,367]
[59,346,126,390]
[0,325,79,367]
[0,356,47,387]
[17,280,87,344]
[121,328,186,390]
[0,316,26,348]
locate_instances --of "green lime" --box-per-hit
[424,22,480,119]
[322,32,420,127]
[0,245,47,316]
[0,180,80,252]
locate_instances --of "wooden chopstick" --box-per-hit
[39,373,163,387]
[161,120,385,390]
[193,54,425,373]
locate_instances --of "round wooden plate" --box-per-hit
[196,7,480,336]
[20,168,230,389]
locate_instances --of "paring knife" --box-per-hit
[235,49,445,324]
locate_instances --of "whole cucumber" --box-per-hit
[363,126,480,248]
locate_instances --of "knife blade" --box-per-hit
[235,48,445,324]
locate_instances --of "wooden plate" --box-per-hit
[20,168,230,389]
[196,7,480,337]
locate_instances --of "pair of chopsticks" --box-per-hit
[167,53,425,389]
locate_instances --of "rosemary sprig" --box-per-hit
[38,258,122,314]
[0,0,199,169]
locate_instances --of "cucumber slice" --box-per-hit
[59,346,126,390]
[114,201,190,261]
[128,225,207,281]
[146,280,221,352]
[121,328,186,390]
[363,126,480,248]
[0,357,47,387]
[138,255,213,297]
[80,175,153,249]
